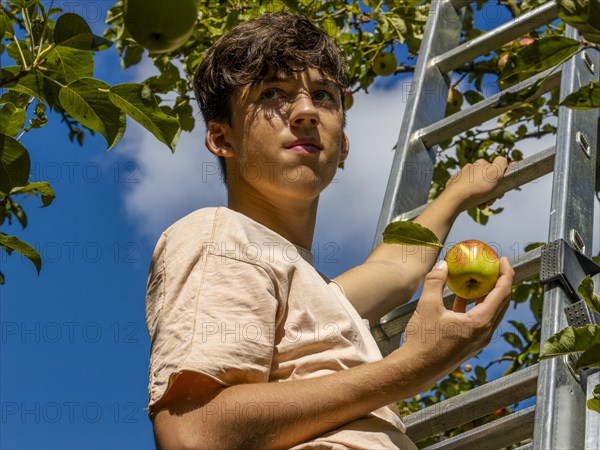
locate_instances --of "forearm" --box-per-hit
[156,354,427,450]
[336,191,465,323]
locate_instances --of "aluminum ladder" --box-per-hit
[370,0,600,448]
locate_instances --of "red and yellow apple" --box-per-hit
[444,240,500,300]
[124,0,198,54]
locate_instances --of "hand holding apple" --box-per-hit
[398,255,514,390]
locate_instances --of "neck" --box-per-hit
[227,186,319,251]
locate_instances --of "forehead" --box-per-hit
[237,68,341,95]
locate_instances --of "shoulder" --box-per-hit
[156,207,294,266]
[163,206,279,243]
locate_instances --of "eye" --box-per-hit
[261,88,284,101]
[312,90,334,102]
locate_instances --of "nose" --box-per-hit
[289,94,320,128]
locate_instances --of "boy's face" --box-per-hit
[207,68,349,202]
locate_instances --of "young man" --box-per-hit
[146,12,515,449]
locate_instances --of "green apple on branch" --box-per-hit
[382,221,500,300]
[124,0,198,53]
[371,51,398,76]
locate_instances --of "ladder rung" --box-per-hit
[421,405,536,449]
[416,67,562,148]
[394,145,556,222]
[435,1,558,73]
[404,364,538,442]
[374,246,543,344]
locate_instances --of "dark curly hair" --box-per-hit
[193,12,348,181]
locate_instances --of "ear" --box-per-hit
[340,133,350,162]
[205,121,234,158]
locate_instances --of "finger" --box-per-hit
[492,155,509,172]
[452,296,467,312]
[492,294,512,327]
[419,260,449,313]
[470,257,514,321]
[489,156,509,184]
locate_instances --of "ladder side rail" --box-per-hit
[373,0,463,248]
[533,25,599,450]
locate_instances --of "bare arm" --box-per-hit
[335,157,509,324]
[154,258,514,449]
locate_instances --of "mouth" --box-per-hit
[285,138,323,154]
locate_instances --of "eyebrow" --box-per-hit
[259,74,340,89]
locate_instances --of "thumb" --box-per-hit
[420,260,448,306]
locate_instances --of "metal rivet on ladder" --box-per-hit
[581,51,595,74]
[576,131,591,158]
[569,229,585,254]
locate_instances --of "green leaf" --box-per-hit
[560,81,600,109]
[541,324,600,358]
[575,344,600,369]
[0,8,14,38]
[0,91,30,108]
[588,397,600,413]
[557,0,600,43]
[58,78,126,149]
[0,233,41,274]
[173,100,195,132]
[510,320,532,342]
[500,37,580,88]
[0,103,26,137]
[10,181,55,207]
[577,275,600,313]
[386,15,407,42]
[382,221,443,248]
[512,282,532,303]
[588,384,600,412]
[4,70,59,107]
[474,365,487,384]
[463,90,484,105]
[45,45,94,84]
[320,17,337,37]
[6,41,35,66]
[122,44,144,69]
[503,332,524,351]
[53,12,94,49]
[524,241,545,252]
[0,134,30,193]
[108,83,181,152]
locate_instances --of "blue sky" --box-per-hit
[1,1,599,449]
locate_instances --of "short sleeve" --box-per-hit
[146,234,279,412]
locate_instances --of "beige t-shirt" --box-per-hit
[146,206,416,449]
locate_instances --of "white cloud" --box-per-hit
[121,119,227,242]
